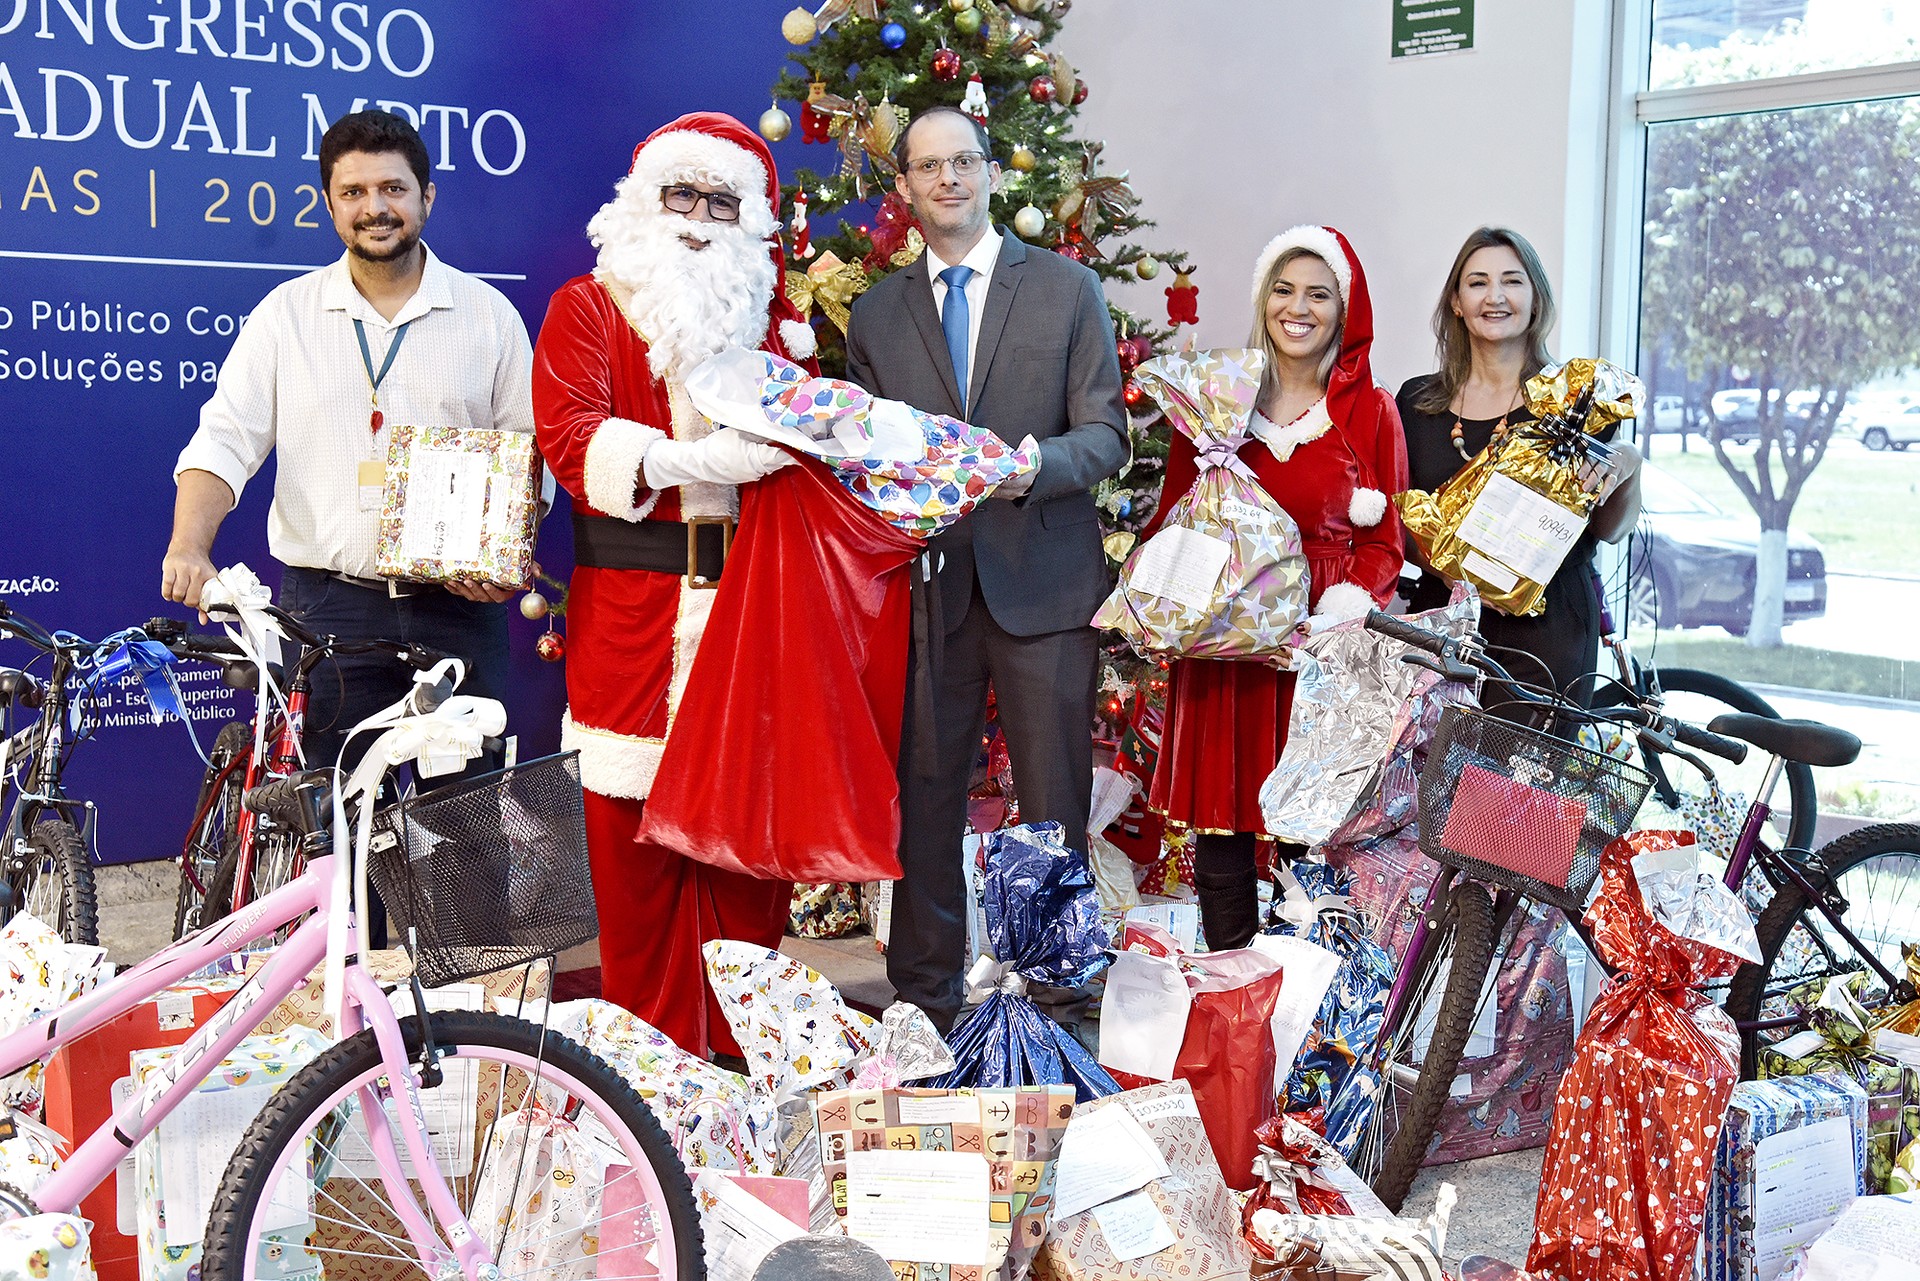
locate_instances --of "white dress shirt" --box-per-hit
[175,246,535,579]
[925,226,1002,394]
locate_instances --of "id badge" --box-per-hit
[357,459,385,511]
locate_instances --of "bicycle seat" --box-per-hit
[220,659,286,692]
[1707,712,1861,768]
[0,668,45,711]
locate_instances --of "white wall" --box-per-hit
[1059,0,1611,393]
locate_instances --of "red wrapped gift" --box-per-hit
[1526,831,1747,1281]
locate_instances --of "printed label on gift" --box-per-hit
[1459,548,1519,593]
[1128,525,1232,612]
[898,1095,983,1126]
[400,447,488,563]
[1457,472,1588,585]
[845,1149,991,1266]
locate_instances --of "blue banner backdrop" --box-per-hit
[1,0,806,862]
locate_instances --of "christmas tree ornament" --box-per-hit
[801,80,834,143]
[1012,204,1046,239]
[813,0,881,34]
[1008,145,1037,172]
[781,6,817,43]
[949,0,974,9]
[1028,74,1057,104]
[790,189,813,258]
[930,45,962,80]
[1055,239,1086,263]
[1050,141,1137,252]
[1010,0,1042,11]
[880,20,907,47]
[786,249,870,335]
[1048,53,1079,105]
[960,72,989,122]
[954,5,982,35]
[758,104,793,142]
[1134,254,1161,280]
[1165,270,1199,325]
[535,628,566,662]
[519,590,550,621]
[1123,380,1144,408]
[1071,80,1088,105]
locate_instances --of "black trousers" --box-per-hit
[888,574,1099,1031]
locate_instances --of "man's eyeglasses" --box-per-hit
[661,184,742,222]
[904,151,989,181]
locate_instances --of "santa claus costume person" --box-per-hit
[1145,225,1409,952]
[533,113,820,1057]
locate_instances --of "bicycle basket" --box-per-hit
[1417,707,1653,912]
[368,751,596,987]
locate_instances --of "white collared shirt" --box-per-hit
[175,246,535,579]
[924,226,1003,389]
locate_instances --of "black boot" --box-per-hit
[1192,832,1260,951]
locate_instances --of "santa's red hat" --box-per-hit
[626,111,815,358]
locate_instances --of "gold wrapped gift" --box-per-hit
[1396,357,1643,616]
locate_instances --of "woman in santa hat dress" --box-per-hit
[1144,225,1409,951]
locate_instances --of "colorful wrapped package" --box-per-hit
[1757,973,1908,1190]
[0,1215,94,1281]
[704,940,882,1099]
[1702,1075,1868,1281]
[375,423,540,587]
[788,881,865,939]
[930,824,1120,1102]
[1245,1184,1453,1281]
[1527,831,1757,1281]
[1038,1081,1254,1281]
[812,1085,1075,1281]
[683,346,1038,535]
[1397,358,1643,616]
[1240,1112,1392,1243]
[1093,347,1310,660]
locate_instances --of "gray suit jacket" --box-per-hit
[845,230,1130,636]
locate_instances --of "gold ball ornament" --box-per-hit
[949,0,974,9]
[1008,145,1037,173]
[1012,204,1047,239]
[1134,255,1161,281]
[519,591,550,621]
[758,105,793,142]
[953,6,982,34]
[1010,0,1042,11]
[781,6,817,43]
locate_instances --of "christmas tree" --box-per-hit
[760,0,1198,574]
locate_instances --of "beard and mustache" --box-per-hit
[347,214,422,265]
[587,179,777,384]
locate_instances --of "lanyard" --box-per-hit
[353,317,412,435]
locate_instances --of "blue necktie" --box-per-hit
[939,264,975,415]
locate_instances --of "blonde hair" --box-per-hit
[1413,226,1555,415]
[1248,247,1344,400]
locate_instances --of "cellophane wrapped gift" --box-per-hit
[0,914,107,1114]
[1757,973,1909,1190]
[1891,1047,1920,1194]
[1037,1081,1254,1281]
[812,1084,1075,1281]
[684,347,1038,535]
[1703,1074,1868,1281]
[1260,589,1480,845]
[375,423,539,587]
[467,1103,611,1278]
[1093,348,1310,660]
[1397,358,1643,616]
[1875,943,1920,1036]
[0,1215,94,1281]
[1245,1185,1453,1281]
[1526,831,1759,1281]
[788,881,864,939]
[547,998,779,1173]
[930,824,1119,1102]
[1240,1112,1393,1246]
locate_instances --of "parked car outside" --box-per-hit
[1852,402,1920,451]
[1707,388,1813,444]
[1627,465,1827,634]
[1649,394,1689,433]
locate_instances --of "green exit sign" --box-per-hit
[1394,0,1475,58]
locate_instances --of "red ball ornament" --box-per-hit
[1028,74,1057,104]
[1123,381,1145,407]
[535,630,566,663]
[1071,81,1088,106]
[930,47,962,81]
[1116,338,1142,374]
[1054,240,1086,263]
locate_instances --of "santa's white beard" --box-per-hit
[589,196,776,384]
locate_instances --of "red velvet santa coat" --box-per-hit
[1147,227,1410,835]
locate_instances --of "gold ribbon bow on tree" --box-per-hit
[1051,142,1139,253]
[809,91,909,199]
[812,0,881,33]
[785,251,870,337]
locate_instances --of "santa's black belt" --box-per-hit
[571,512,732,589]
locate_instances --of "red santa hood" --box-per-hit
[627,111,816,359]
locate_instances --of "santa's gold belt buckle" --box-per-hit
[685,517,733,590]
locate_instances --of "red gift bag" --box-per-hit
[638,456,921,883]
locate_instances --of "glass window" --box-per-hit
[1651,1,1920,91]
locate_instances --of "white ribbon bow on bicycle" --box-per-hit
[200,563,293,765]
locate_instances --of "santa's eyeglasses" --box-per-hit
[660,184,742,222]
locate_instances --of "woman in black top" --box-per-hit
[1396,227,1643,698]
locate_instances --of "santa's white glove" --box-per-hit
[642,428,794,489]
[1303,582,1376,634]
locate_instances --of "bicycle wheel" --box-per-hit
[202,1009,700,1281]
[200,828,304,931]
[9,819,97,946]
[1640,667,1818,855]
[175,720,251,939]
[1725,822,1920,1076]
[1355,880,1497,1214]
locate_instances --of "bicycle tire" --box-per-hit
[1367,880,1497,1214]
[1646,667,1818,855]
[174,720,251,939]
[1725,821,1920,1076]
[200,828,303,930]
[201,1009,701,1281]
[10,820,97,946]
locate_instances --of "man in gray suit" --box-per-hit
[845,106,1130,1031]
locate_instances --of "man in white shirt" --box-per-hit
[162,109,533,772]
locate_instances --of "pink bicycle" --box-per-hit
[0,654,699,1279]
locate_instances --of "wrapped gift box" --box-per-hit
[131,1026,330,1281]
[1703,1074,1867,1281]
[375,423,540,587]
[244,949,549,1039]
[1758,1025,1906,1191]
